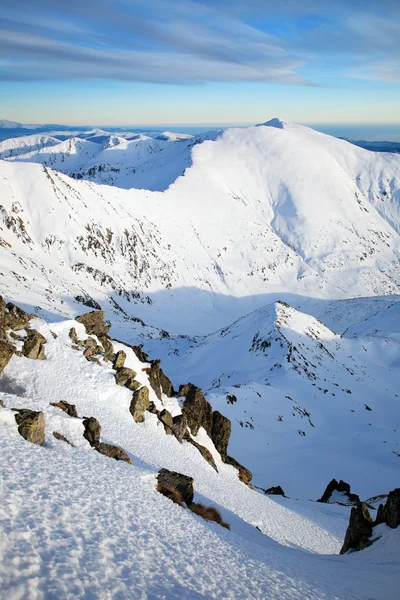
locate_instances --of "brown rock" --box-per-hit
[14,409,45,445]
[158,409,174,435]
[223,455,253,484]
[179,383,213,436]
[157,468,194,505]
[22,329,46,360]
[50,400,79,418]
[130,386,150,423]
[52,431,74,446]
[97,442,133,464]
[99,335,115,362]
[69,327,79,344]
[82,416,101,448]
[115,367,140,390]
[0,338,15,373]
[76,311,111,338]
[211,411,231,459]
[4,302,32,331]
[340,503,373,554]
[113,350,126,369]
[172,413,188,442]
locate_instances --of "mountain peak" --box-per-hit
[257,117,285,129]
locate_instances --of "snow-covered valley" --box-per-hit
[0,119,399,599]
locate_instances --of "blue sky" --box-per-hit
[0,0,399,128]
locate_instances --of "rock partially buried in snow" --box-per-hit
[115,367,140,390]
[144,360,175,400]
[183,432,218,471]
[50,400,79,418]
[223,455,253,485]
[172,413,188,442]
[158,409,174,435]
[157,468,194,506]
[22,329,46,360]
[179,383,213,436]
[14,409,46,445]
[82,416,101,449]
[317,479,360,505]
[130,386,150,423]
[340,503,373,554]
[263,486,286,497]
[113,350,126,369]
[97,442,133,465]
[211,410,231,459]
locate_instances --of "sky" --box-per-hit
[0,0,399,131]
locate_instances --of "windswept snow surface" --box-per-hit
[0,318,399,599]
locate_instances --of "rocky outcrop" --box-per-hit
[340,503,373,554]
[317,479,360,505]
[211,411,231,459]
[145,360,175,400]
[22,329,46,360]
[113,350,126,370]
[76,310,111,338]
[183,432,218,471]
[157,468,194,506]
[172,414,188,442]
[130,386,150,423]
[82,416,101,449]
[4,302,32,331]
[375,488,400,529]
[179,383,213,436]
[115,367,140,390]
[97,442,133,464]
[50,400,79,418]
[223,455,253,484]
[14,409,46,445]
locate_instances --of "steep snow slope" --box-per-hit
[0,313,399,599]
[0,120,400,334]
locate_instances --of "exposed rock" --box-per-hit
[159,409,174,435]
[76,311,111,338]
[83,345,102,364]
[81,337,97,348]
[375,488,400,529]
[157,484,184,506]
[75,295,101,310]
[14,409,45,445]
[50,400,79,418]
[157,468,194,506]
[99,335,115,362]
[82,416,101,448]
[22,329,46,360]
[340,503,373,554]
[179,383,213,436]
[172,413,188,442]
[115,367,140,390]
[147,401,158,414]
[97,442,133,464]
[4,302,32,331]
[211,410,231,458]
[53,431,74,446]
[223,455,253,484]
[113,350,126,370]
[69,327,79,343]
[130,386,150,423]
[0,398,5,407]
[0,338,16,373]
[183,432,218,471]
[145,360,175,400]
[317,479,360,505]
[263,485,286,497]
[226,394,237,404]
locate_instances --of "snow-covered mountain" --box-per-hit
[1,119,400,598]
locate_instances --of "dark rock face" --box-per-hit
[179,383,213,436]
[317,479,360,505]
[50,400,79,418]
[172,414,188,443]
[130,386,150,423]
[211,411,231,459]
[340,503,373,554]
[183,432,218,471]
[115,367,140,390]
[82,416,101,449]
[376,488,400,529]
[264,486,286,497]
[113,350,126,370]
[14,409,45,445]
[76,311,111,338]
[145,360,175,400]
[22,329,46,360]
[97,442,133,464]
[159,409,174,435]
[223,455,253,484]
[157,468,194,506]
[0,338,15,373]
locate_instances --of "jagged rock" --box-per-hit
[224,455,253,484]
[53,431,74,445]
[97,442,133,464]
[76,311,110,338]
[99,335,115,362]
[147,401,158,414]
[317,479,360,505]
[183,432,218,471]
[172,413,188,442]
[4,302,32,331]
[69,327,79,343]
[81,337,97,348]
[83,345,102,364]
[113,350,126,369]
[145,360,175,400]
[375,488,400,529]
[157,468,194,506]
[14,409,45,445]
[340,503,373,554]
[75,295,101,310]
[0,338,15,373]
[158,409,174,435]
[82,416,101,448]
[211,411,231,458]
[50,400,79,418]
[115,367,140,390]
[130,386,150,423]
[179,383,213,436]
[263,485,286,497]
[22,329,46,360]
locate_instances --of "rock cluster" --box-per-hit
[317,479,360,505]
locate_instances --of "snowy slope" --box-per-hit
[0,134,61,159]
[0,313,399,599]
